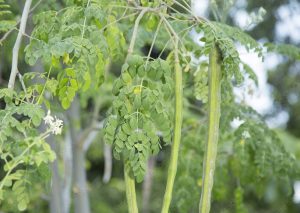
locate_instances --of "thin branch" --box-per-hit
[158,39,171,58]
[157,20,197,58]
[157,23,197,58]
[79,99,102,150]
[8,0,33,89]
[160,15,191,65]
[82,121,103,152]
[173,0,193,14]
[28,0,43,14]
[210,0,221,22]
[180,0,192,11]
[161,3,191,21]
[14,28,42,42]
[109,4,138,10]
[0,30,14,46]
[160,15,184,48]
[145,19,162,66]
[163,12,191,22]
[162,1,209,23]
[81,0,92,39]
[99,12,139,33]
[126,8,148,61]
[17,72,29,102]
[36,66,52,104]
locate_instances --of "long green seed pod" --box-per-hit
[124,161,139,213]
[161,39,183,213]
[199,45,222,213]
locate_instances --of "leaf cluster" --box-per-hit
[24,3,127,108]
[104,55,174,182]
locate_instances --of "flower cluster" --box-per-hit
[43,110,63,135]
[242,130,251,139]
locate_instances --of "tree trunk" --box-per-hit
[142,157,155,213]
[49,135,63,213]
[68,99,91,213]
[62,128,73,213]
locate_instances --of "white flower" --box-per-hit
[50,125,62,135]
[50,117,63,135]
[54,116,63,127]
[242,131,251,139]
[43,110,63,135]
[43,110,54,125]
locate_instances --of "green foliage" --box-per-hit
[0,89,56,211]
[104,55,174,182]
[265,42,300,60]
[242,62,258,86]
[0,164,51,212]
[193,63,209,103]
[0,0,16,34]
[24,2,127,108]
[197,22,241,85]
[234,186,247,213]
[104,15,126,59]
[0,89,44,138]
[195,21,263,87]
[213,22,263,57]
[221,103,296,196]
[57,68,79,109]
[234,120,294,179]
